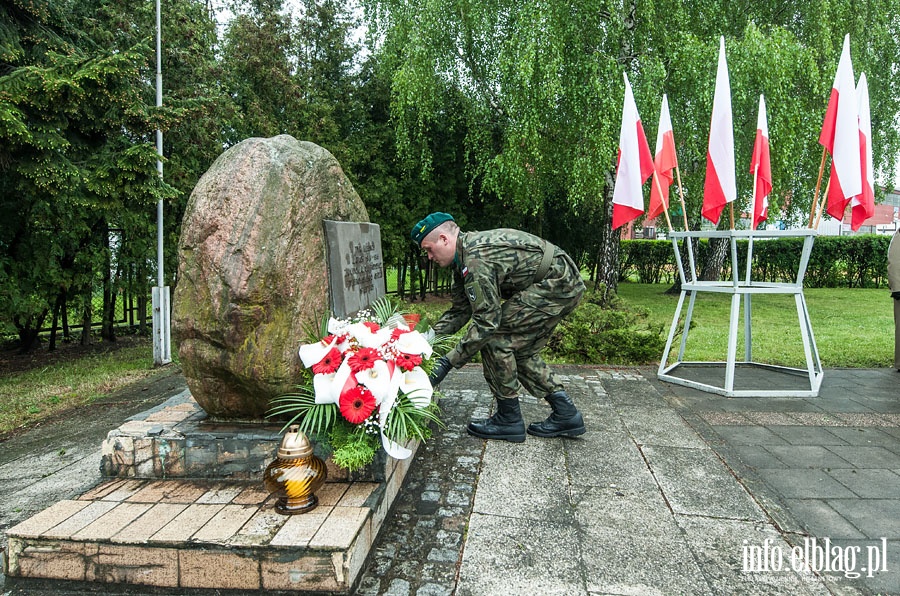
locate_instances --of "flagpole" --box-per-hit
[674,163,689,230]
[747,162,759,287]
[813,178,831,229]
[808,147,827,228]
[652,171,674,230]
[751,163,759,230]
[152,0,171,366]
[729,202,735,229]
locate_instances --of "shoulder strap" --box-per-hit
[534,240,555,284]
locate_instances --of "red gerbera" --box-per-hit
[390,327,410,342]
[395,352,423,372]
[339,385,376,424]
[362,321,381,333]
[311,347,342,375]
[348,347,380,372]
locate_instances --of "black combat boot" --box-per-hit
[467,397,526,443]
[527,390,586,438]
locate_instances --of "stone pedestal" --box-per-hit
[5,393,417,593]
[99,391,392,483]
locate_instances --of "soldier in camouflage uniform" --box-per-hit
[411,212,586,443]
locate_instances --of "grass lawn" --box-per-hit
[0,336,158,436]
[617,282,894,369]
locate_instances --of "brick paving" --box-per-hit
[355,381,484,596]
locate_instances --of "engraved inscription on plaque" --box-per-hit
[323,220,385,318]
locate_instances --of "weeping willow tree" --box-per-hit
[361,0,900,290]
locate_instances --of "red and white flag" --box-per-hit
[647,94,678,222]
[702,36,737,224]
[850,72,874,230]
[750,94,772,230]
[612,73,655,230]
[821,34,862,221]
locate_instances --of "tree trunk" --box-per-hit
[699,237,728,282]
[587,0,635,305]
[417,253,427,300]
[406,248,419,301]
[101,222,117,341]
[49,291,64,351]
[136,263,148,334]
[62,294,70,340]
[80,285,92,346]
[14,311,47,354]
[592,176,619,304]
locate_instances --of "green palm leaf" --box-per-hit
[382,393,443,444]
[370,295,400,325]
[267,386,338,436]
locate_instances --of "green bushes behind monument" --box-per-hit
[620,235,893,288]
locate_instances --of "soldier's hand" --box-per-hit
[429,356,453,388]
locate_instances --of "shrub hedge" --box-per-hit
[620,234,892,288]
[547,288,667,365]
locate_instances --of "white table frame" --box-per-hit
[657,229,823,397]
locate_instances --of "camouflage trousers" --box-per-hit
[480,286,583,401]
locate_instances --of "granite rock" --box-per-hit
[173,135,368,419]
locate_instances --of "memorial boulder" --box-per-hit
[173,135,369,419]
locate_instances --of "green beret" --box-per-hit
[411,212,455,245]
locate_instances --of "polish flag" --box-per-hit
[750,95,772,230]
[647,94,678,222]
[821,34,862,221]
[850,72,874,231]
[612,73,655,230]
[702,37,737,225]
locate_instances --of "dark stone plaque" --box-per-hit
[323,220,385,318]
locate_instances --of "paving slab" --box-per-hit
[783,499,868,540]
[643,444,766,521]
[617,405,708,448]
[675,515,833,596]
[574,485,712,595]
[652,365,900,596]
[826,499,900,539]
[472,439,573,524]
[565,428,660,493]
[765,445,856,468]
[456,513,584,596]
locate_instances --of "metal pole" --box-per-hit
[156,0,163,288]
[152,0,172,365]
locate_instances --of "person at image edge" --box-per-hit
[888,227,900,371]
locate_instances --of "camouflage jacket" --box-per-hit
[433,229,584,367]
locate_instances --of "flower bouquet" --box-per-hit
[268,297,444,472]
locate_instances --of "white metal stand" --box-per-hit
[657,229,823,397]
